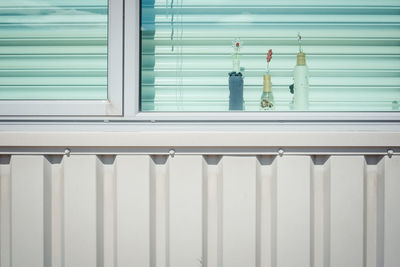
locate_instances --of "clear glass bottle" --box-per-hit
[260,74,274,110]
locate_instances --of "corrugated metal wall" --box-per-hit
[0,154,399,267]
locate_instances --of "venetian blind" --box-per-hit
[0,0,107,100]
[141,0,400,111]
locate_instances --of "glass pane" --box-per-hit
[141,0,400,112]
[0,0,108,100]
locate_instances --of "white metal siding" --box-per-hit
[0,154,399,267]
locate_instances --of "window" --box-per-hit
[0,0,399,120]
[0,0,123,116]
[140,0,400,112]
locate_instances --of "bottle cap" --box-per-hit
[263,74,272,92]
[297,52,306,66]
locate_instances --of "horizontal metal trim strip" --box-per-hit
[0,131,399,147]
[0,147,399,156]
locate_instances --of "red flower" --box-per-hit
[236,42,240,47]
[267,49,273,62]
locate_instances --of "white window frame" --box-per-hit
[122,0,400,122]
[0,0,123,117]
[0,0,399,123]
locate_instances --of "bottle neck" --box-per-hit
[296,52,306,66]
[233,53,240,72]
[263,74,272,93]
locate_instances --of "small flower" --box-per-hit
[297,32,303,52]
[297,32,302,40]
[267,49,273,63]
[232,38,242,51]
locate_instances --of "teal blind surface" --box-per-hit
[141,0,400,111]
[0,0,108,100]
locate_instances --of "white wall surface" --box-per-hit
[0,147,399,267]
